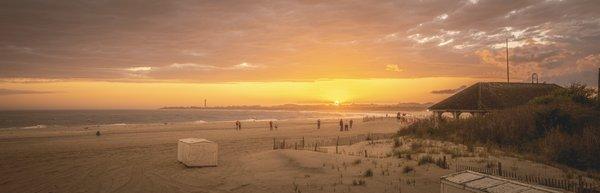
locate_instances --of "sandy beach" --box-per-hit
[0,116,584,193]
[0,118,409,193]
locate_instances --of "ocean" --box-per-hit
[0,109,405,129]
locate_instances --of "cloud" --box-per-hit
[165,62,259,70]
[0,0,599,84]
[126,67,153,72]
[385,64,403,72]
[0,88,57,95]
[168,63,217,70]
[430,85,467,94]
[232,62,259,69]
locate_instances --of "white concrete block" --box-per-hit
[177,138,218,167]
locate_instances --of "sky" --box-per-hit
[0,0,599,109]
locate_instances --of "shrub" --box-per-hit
[397,83,600,171]
[364,169,373,177]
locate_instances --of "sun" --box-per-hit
[333,100,340,106]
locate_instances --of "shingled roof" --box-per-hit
[429,82,562,111]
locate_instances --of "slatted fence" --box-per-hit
[455,164,600,193]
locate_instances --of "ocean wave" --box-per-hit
[106,123,127,126]
[21,125,48,129]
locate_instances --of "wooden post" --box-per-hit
[273,138,276,149]
[336,136,339,154]
[364,150,368,158]
[302,137,305,149]
[578,175,583,192]
[498,162,502,176]
[283,139,286,149]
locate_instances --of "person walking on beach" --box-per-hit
[344,124,349,131]
[269,121,273,131]
[349,119,353,129]
[339,119,344,131]
[317,119,321,129]
[235,121,239,130]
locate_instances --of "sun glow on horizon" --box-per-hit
[0,77,495,109]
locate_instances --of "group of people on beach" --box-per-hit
[339,118,353,131]
[269,121,278,131]
[234,120,242,130]
[314,118,353,131]
[235,113,406,131]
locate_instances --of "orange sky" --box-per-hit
[0,77,496,109]
[0,1,598,109]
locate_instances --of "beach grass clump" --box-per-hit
[402,165,414,174]
[442,147,463,158]
[393,137,403,147]
[417,155,434,166]
[363,168,373,177]
[352,179,366,186]
[410,142,422,152]
[435,157,449,169]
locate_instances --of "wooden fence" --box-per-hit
[455,164,600,193]
[272,133,395,151]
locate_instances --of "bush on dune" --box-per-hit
[398,83,600,171]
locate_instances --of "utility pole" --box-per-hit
[204,99,207,108]
[506,38,510,83]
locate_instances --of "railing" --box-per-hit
[455,164,600,193]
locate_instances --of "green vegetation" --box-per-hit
[399,83,600,171]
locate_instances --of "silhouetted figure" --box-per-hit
[235,121,241,130]
[344,124,349,131]
[339,119,344,131]
[96,131,101,136]
[317,119,321,129]
[269,121,273,131]
[397,112,401,120]
[349,119,353,129]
